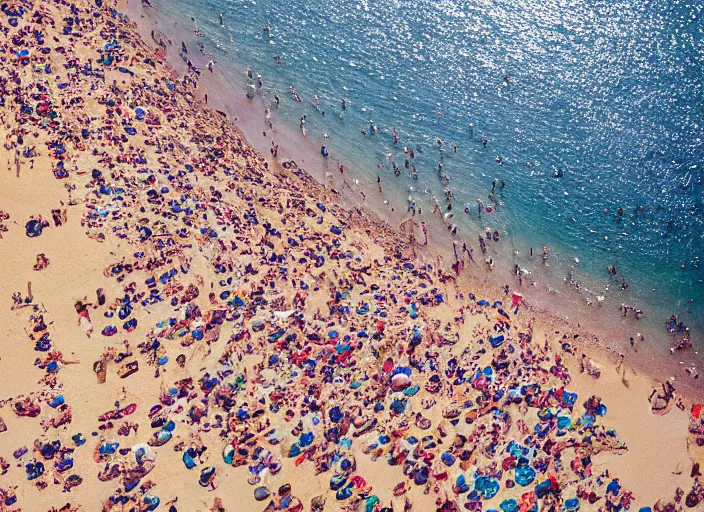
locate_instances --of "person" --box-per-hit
[219,13,223,25]
[75,299,94,337]
[96,288,106,306]
[210,497,225,512]
[33,254,50,271]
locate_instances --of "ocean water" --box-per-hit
[142,0,703,374]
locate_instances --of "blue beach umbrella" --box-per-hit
[564,498,580,511]
[500,499,518,512]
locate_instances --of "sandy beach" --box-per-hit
[0,0,703,511]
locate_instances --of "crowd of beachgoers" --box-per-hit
[0,0,703,511]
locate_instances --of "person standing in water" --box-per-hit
[219,13,223,25]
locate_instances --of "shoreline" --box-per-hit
[0,0,701,510]
[137,0,704,359]
[127,0,703,402]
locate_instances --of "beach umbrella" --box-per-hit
[364,496,380,512]
[390,398,406,414]
[477,300,490,306]
[500,499,518,512]
[232,290,247,306]
[390,373,411,391]
[556,415,572,429]
[515,465,536,486]
[441,452,456,467]
[299,431,315,447]
[475,476,500,499]
[25,219,44,237]
[254,486,270,501]
[330,473,348,491]
[132,443,151,464]
[564,498,580,511]
[454,474,470,494]
[489,335,505,348]
[329,407,343,423]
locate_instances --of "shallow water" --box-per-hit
[143,0,703,383]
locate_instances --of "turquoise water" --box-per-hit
[148,0,703,345]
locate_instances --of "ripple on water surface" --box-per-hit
[155,0,703,339]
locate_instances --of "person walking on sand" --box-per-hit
[210,497,225,511]
[75,298,95,338]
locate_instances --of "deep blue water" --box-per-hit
[151,0,703,340]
